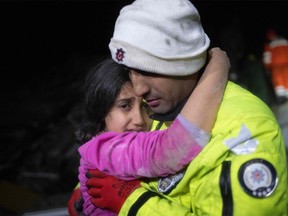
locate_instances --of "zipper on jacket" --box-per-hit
[220,161,233,216]
[155,121,164,130]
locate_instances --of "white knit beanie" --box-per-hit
[109,0,210,76]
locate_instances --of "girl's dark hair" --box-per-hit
[77,58,130,143]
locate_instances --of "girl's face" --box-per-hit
[104,82,152,132]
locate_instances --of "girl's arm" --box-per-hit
[79,47,230,180]
[181,47,230,132]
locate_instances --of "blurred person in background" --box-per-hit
[263,28,288,104]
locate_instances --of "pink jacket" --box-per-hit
[78,115,210,215]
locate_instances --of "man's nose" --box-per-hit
[130,71,150,97]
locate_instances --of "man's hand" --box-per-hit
[67,187,84,216]
[86,169,141,214]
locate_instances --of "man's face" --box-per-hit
[129,70,199,114]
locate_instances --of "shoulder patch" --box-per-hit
[238,158,278,198]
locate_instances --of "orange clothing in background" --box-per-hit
[263,34,288,98]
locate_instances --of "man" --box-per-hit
[70,0,288,215]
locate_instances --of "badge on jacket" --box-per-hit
[238,158,278,198]
[158,170,185,193]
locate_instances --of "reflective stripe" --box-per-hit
[220,161,233,216]
[128,191,158,216]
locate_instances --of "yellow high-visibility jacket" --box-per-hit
[119,81,288,216]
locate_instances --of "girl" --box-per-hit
[69,57,152,216]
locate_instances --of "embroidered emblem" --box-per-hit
[158,170,185,193]
[115,48,125,62]
[238,159,278,198]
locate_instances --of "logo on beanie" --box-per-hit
[115,48,125,62]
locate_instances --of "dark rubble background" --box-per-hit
[1,0,288,215]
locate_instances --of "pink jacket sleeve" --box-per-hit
[79,115,210,180]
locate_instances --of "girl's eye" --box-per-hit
[142,102,149,109]
[119,103,132,111]
[142,101,152,113]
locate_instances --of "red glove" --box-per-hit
[67,188,84,216]
[86,169,141,214]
